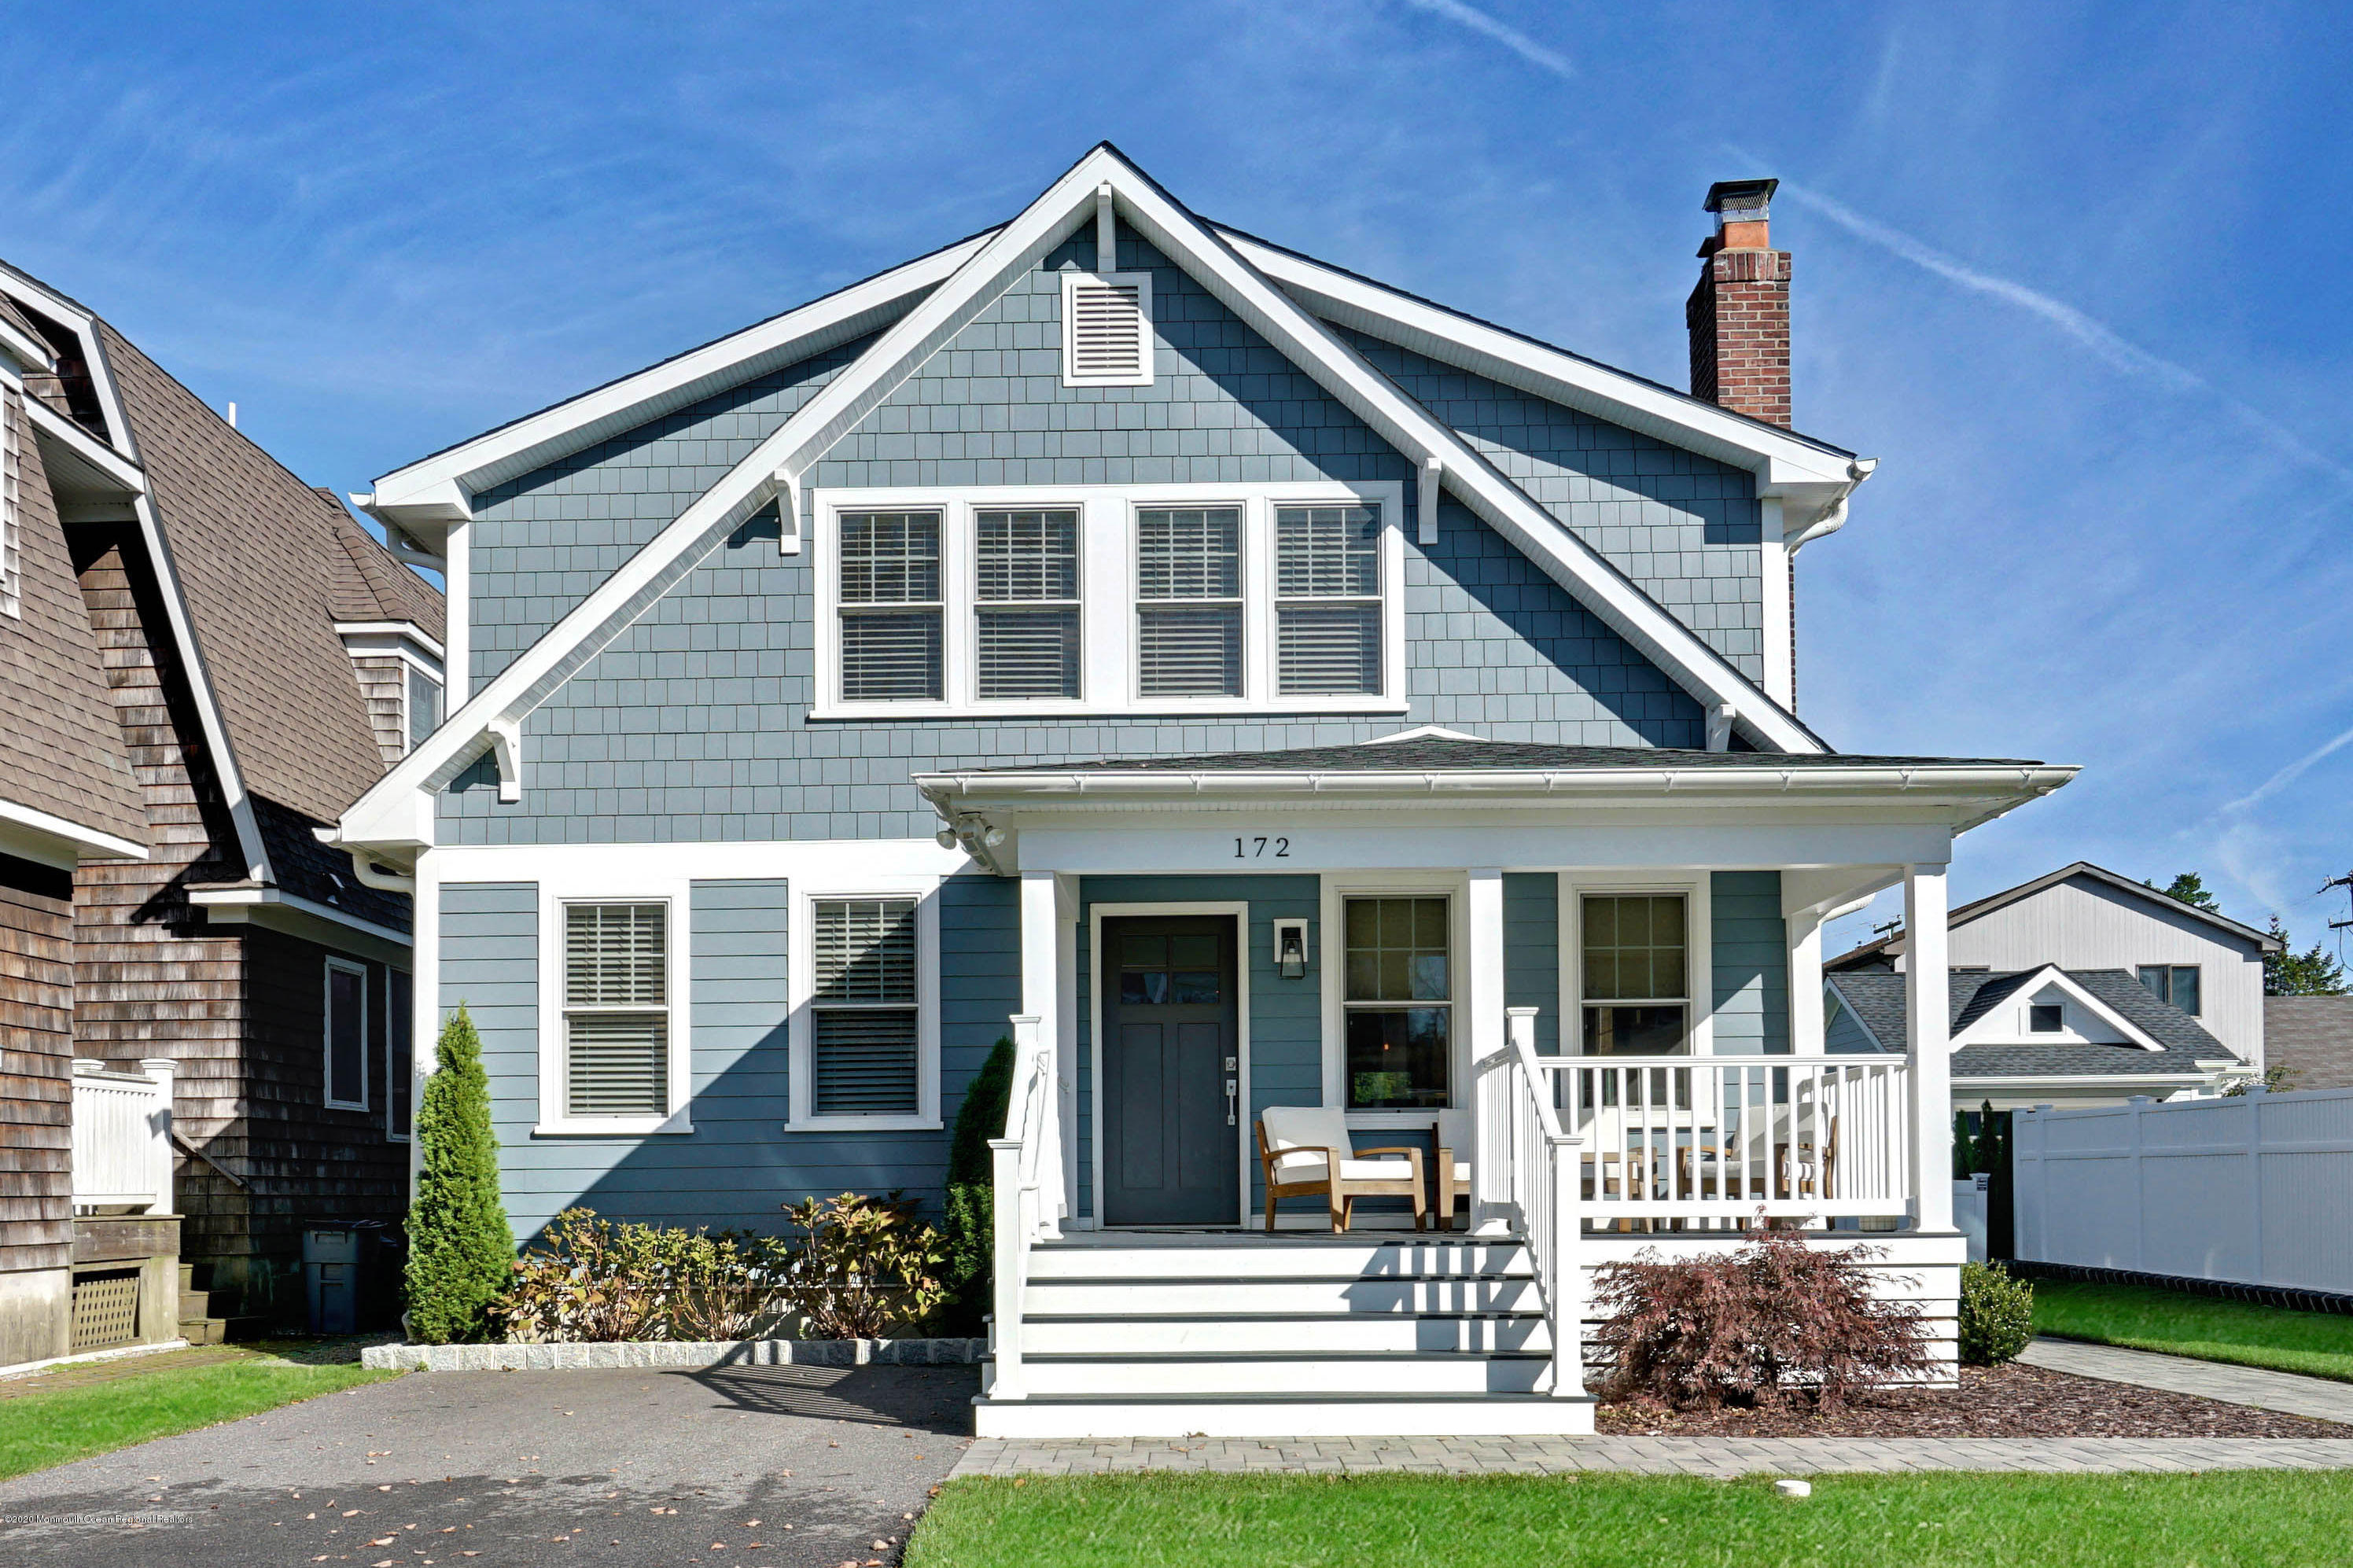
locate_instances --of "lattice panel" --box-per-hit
[70,1269,141,1352]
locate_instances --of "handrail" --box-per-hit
[987,1014,1052,1401]
[1486,1009,1585,1401]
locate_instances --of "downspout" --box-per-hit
[345,849,417,896]
[1785,457,1878,554]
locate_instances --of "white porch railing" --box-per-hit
[1547,1053,1911,1225]
[1481,1008,1585,1399]
[72,1058,175,1214]
[986,1014,1059,1399]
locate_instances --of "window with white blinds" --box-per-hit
[1276,503,1382,695]
[838,511,943,701]
[1061,272,1152,387]
[1136,506,1243,697]
[1,386,20,620]
[811,898,920,1116]
[562,902,669,1118]
[975,509,1080,699]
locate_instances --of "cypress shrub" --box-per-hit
[403,1005,516,1344]
[938,1037,1016,1335]
[1957,1259,2035,1365]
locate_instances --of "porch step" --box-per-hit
[1026,1274,1541,1317]
[1023,1312,1550,1355]
[972,1391,1595,1439]
[1027,1239,1531,1280]
[178,1316,226,1346]
[1011,1349,1552,1397]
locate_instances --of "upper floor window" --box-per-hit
[838,510,943,701]
[407,668,442,753]
[816,484,1404,720]
[1581,893,1690,1055]
[2029,1003,2064,1033]
[0,386,20,620]
[2137,964,2200,1016]
[977,509,1080,699]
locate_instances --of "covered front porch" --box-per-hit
[915,735,2071,1437]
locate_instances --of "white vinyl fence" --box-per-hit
[2014,1087,2353,1295]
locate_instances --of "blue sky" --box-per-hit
[6,1,2349,952]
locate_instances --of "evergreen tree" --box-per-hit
[2154,871,2220,911]
[2265,915,2350,996]
[938,1037,1015,1336]
[403,1006,515,1344]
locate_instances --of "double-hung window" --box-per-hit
[1136,506,1243,697]
[562,902,670,1118]
[810,898,921,1116]
[1,385,20,620]
[838,511,942,701]
[1580,894,1690,1055]
[1342,896,1452,1109]
[407,668,442,753]
[323,958,368,1110]
[1276,503,1382,695]
[975,508,1080,699]
[386,969,414,1141]
[2137,964,2200,1015]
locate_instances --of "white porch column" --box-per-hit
[139,1058,177,1215]
[1906,863,1955,1231]
[1467,868,1510,1232]
[1785,915,1825,1055]
[1019,871,1066,1238]
[1054,874,1080,1228]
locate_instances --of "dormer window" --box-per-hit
[0,386,18,620]
[2029,1003,2064,1033]
[1061,272,1152,388]
[336,620,446,767]
[407,667,442,751]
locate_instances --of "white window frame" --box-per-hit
[1,384,20,620]
[534,885,693,1137]
[810,481,1405,721]
[1320,870,1471,1129]
[787,880,942,1132]
[1559,871,1714,1058]
[1060,271,1154,388]
[974,503,1084,701]
[323,956,370,1112]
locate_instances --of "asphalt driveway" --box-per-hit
[0,1360,979,1568]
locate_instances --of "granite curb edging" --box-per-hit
[361,1336,988,1371]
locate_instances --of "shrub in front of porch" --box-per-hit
[1593,1228,1931,1409]
[1958,1260,2035,1365]
[404,1005,517,1344]
[940,1037,1016,1336]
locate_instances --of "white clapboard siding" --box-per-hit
[2015,1087,2353,1294]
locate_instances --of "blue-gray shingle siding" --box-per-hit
[1504,872,1561,1055]
[1710,870,1789,1055]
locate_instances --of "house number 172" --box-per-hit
[1234,836,1291,859]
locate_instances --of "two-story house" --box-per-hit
[0,259,440,1368]
[333,145,2072,1436]
[1825,862,2269,1107]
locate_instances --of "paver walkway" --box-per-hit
[2020,1336,2353,1426]
[952,1434,2353,1478]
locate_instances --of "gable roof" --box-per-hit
[339,143,1872,852]
[1825,966,2237,1079]
[1826,860,2282,971]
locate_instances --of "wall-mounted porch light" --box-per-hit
[1272,918,1309,980]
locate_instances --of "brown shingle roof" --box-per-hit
[94,322,444,824]
[322,492,444,637]
[0,387,148,845]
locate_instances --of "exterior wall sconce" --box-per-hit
[1272,918,1309,980]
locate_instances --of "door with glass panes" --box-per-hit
[1100,916,1240,1225]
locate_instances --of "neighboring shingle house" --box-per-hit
[2265,996,2353,1091]
[1826,965,2241,1109]
[1827,861,2278,1078]
[333,146,2073,1436]
[0,258,443,1366]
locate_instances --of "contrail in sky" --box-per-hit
[1399,0,1574,80]
[2220,721,2353,815]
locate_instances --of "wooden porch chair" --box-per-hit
[1780,1115,1840,1200]
[1258,1106,1427,1233]
[1434,1107,1472,1231]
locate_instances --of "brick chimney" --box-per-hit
[1686,179,1790,426]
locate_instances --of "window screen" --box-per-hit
[1275,504,1381,695]
[975,508,1080,698]
[1342,896,1451,1109]
[812,898,920,1115]
[1136,507,1242,697]
[563,903,668,1117]
[1581,894,1689,1055]
[325,961,366,1109]
[838,511,943,701]
[407,668,442,752]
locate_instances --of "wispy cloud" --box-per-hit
[1398,0,1574,80]
[1771,177,2353,488]
[2220,721,2353,815]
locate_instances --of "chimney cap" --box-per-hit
[1703,178,1778,217]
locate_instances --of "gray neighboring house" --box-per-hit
[2265,996,2353,1091]
[1827,860,2279,1081]
[1825,965,2242,1110]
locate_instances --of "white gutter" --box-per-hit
[0,798,149,865]
[915,764,2077,800]
[188,884,413,949]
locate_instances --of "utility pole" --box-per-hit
[2325,870,2353,936]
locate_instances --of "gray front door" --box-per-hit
[1101,916,1240,1226]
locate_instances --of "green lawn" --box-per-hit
[0,1345,400,1481]
[2032,1279,2353,1383]
[911,1471,2353,1568]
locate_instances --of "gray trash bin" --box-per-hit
[303,1226,359,1334]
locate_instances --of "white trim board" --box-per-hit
[334,144,1832,856]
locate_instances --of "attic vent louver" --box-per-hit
[1062,271,1152,387]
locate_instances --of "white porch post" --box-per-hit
[1467,868,1509,1233]
[1906,863,1955,1231]
[1019,871,1065,1239]
[139,1058,177,1215]
[1054,874,1080,1228]
[1785,917,1825,1055]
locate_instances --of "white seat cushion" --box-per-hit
[1449,1161,1471,1183]
[1275,1155,1416,1184]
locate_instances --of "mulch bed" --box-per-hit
[1593,1362,2347,1438]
